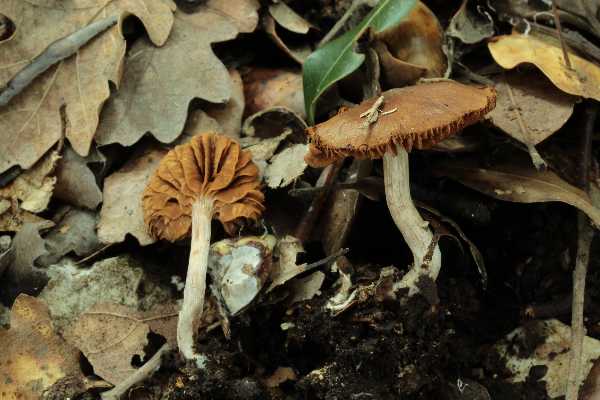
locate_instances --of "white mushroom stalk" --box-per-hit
[178,196,214,360]
[383,144,441,296]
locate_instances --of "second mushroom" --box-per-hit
[143,133,264,361]
[305,81,496,295]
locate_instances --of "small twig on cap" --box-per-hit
[0,15,118,107]
[359,96,397,128]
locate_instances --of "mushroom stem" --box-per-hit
[178,196,214,361]
[383,144,441,296]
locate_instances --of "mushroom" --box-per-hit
[142,133,264,360]
[305,81,496,295]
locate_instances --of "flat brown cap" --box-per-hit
[305,81,496,167]
[142,133,264,241]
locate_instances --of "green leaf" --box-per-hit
[302,0,417,124]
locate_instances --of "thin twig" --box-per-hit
[0,15,118,107]
[503,75,547,170]
[100,343,170,400]
[565,101,598,400]
[552,1,572,70]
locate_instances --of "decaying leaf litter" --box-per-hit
[4,0,600,399]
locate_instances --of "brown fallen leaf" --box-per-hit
[265,144,309,189]
[447,0,494,44]
[243,68,305,119]
[488,70,576,168]
[0,149,59,213]
[65,302,178,385]
[435,160,600,227]
[375,1,447,87]
[0,294,84,400]
[54,146,102,210]
[0,222,48,304]
[488,32,600,100]
[0,0,175,173]
[98,148,167,246]
[203,69,245,139]
[269,3,312,34]
[95,8,238,147]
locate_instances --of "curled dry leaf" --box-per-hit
[95,9,238,147]
[37,206,102,267]
[375,1,447,87]
[143,133,264,240]
[242,106,308,141]
[0,295,84,400]
[488,32,600,101]
[243,68,305,119]
[265,144,309,189]
[0,149,59,213]
[265,3,314,64]
[0,0,175,173]
[203,69,245,139]
[98,148,167,246]
[65,302,179,385]
[435,160,600,227]
[447,0,494,44]
[54,146,102,210]
[268,236,306,292]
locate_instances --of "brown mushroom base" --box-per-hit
[383,145,441,296]
[178,196,214,361]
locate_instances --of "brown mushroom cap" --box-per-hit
[142,133,264,241]
[305,81,496,167]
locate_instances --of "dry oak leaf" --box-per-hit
[435,160,600,227]
[0,294,83,400]
[206,0,260,34]
[95,9,239,147]
[488,32,600,101]
[488,70,576,147]
[143,133,264,240]
[0,149,60,213]
[65,302,178,385]
[98,148,167,246]
[0,0,176,174]
[203,68,245,139]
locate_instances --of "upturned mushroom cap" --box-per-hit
[305,81,496,167]
[142,133,264,241]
